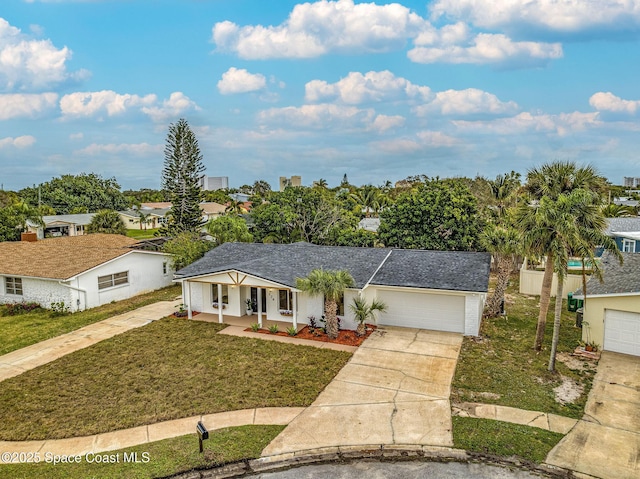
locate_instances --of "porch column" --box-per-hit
[292,291,298,330]
[185,281,192,320]
[217,283,223,323]
[257,288,263,328]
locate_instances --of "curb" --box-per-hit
[167,446,590,479]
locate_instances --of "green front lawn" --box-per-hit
[0,318,352,440]
[0,285,181,356]
[0,425,283,479]
[452,277,596,418]
[125,228,161,239]
[453,417,564,463]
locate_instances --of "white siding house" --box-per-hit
[174,243,491,336]
[0,234,173,312]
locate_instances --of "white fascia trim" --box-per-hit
[177,269,302,292]
[573,291,640,300]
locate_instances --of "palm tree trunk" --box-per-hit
[548,273,564,372]
[484,255,513,318]
[356,321,366,337]
[325,300,339,339]
[535,252,554,351]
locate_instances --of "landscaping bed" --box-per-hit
[0,318,352,441]
[245,325,376,347]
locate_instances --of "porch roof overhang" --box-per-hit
[174,268,302,292]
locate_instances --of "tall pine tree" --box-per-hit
[161,118,205,235]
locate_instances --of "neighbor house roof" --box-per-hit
[605,217,640,235]
[0,234,140,280]
[200,202,227,215]
[141,202,172,209]
[175,242,491,293]
[27,213,96,228]
[574,252,640,297]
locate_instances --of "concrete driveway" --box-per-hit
[546,352,640,479]
[262,326,462,456]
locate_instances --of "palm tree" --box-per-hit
[137,210,151,230]
[518,161,609,351]
[487,171,521,220]
[205,215,253,247]
[225,200,245,215]
[601,203,636,218]
[314,178,328,189]
[296,269,355,339]
[480,225,521,318]
[87,209,127,235]
[350,185,381,218]
[349,296,386,336]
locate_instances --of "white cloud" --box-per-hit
[212,0,427,59]
[0,135,36,149]
[372,130,458,153]
[60,90,156,118]
[0,17,88,91]
[0,93,58,120]
[408,32,562,66]
[453,111,602,136]
[370,114,405,132]
[141,92,200,123]
[305,70,431,104]
[430,0,640,35]
[258,103,376,130]
[590,92,640,114]
[69,132,83,140]
[217,67,267,94]
[74,142,163,156]
[415,88,518,116]
[59,90,199,122]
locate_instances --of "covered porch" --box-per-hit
[181,270,312,330]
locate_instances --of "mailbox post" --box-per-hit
[196,421,209,453]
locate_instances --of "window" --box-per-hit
[212,284,229,304]
[162,262,168,275]
[623,238,636,253]
[5,277,23,295]
[98,271,129,290]
[279,289,293,310]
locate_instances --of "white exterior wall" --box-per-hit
[0,276,73,309]
[72,251,173,311]
[464,293,485,336]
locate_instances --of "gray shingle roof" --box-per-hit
[574,252,640,297]
[176,242,491,293]
[605,217,640,235]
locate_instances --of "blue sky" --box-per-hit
[2,0,640,191]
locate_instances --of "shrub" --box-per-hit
[286,326,297,336]
[49,301,70,317]
[250,323,260,332]
[1,302,42,316]
[268,324,279,334]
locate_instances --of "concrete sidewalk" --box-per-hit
[0,407,303,461]
[0,299,181,382]
[262,327,463,456]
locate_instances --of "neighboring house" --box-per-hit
[27,213,95,239]
[200,202,227,222]
[174,242,491,336]
[119,208,170,230]
[358,217,380,232]
[0,234,174,311]
[613,196,639,208]
[604,217,640,253]
[140,202,172,209]
[573,252,640,357]
[198,175,229,191]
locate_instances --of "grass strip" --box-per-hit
[452,417,563,463]
[0,318,351,440]
[0,284,180,355]
[0,425,283,479]
[452,283,596,419]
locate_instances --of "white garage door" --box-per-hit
[604,309,640,357]
[376,290,465,333]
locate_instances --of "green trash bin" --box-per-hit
[567,292,577,312]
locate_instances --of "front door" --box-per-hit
[250,288,267,313]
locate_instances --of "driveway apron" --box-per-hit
[262,326,462,456]
[545,352,640,479]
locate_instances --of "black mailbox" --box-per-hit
[197,421,209,440]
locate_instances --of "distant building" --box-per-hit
[199,176,229,191]
[623,177,640,188]
[279,176,302,191]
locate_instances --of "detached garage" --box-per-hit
[573,253,640,357]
